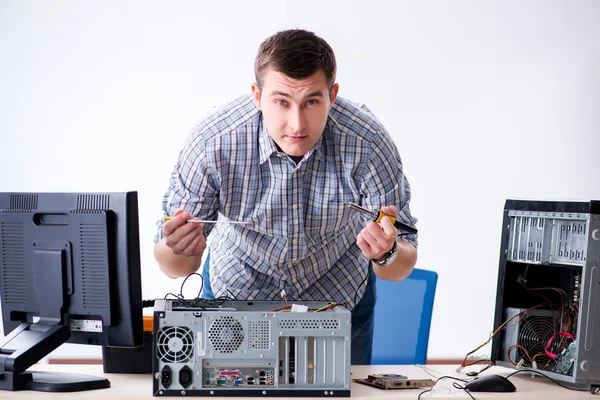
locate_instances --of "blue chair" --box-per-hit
[370,268,438,365]
[200,249,214,299]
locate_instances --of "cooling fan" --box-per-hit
[516,313,560,365]
[157,326,195,363]
[208,316,244,353]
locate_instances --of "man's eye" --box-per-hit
[276,99,287,106]
[306,99,319,106]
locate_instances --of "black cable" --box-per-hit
[227,289,237,300]
[453,382,476,400]
[417,376,473,400]
[504,369,589,392]
[352,235,413,307]
[180,272,204,299]
[353,271,369,307]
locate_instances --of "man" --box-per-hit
[154,29,418,365]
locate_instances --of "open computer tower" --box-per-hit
[491,199,600,391]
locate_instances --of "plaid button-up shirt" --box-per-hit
[156,94,417,308]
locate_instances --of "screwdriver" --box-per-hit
[343,201,418,234]
[163,216,248,224]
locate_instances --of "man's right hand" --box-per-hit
[154,209,206,278]
[163,209,207,257]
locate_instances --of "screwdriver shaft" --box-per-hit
[163,216,248,224]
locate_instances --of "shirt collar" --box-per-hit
[258,117,279,164]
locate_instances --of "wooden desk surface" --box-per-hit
[1,364,591,399]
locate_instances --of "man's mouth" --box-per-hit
[286,135,306,142]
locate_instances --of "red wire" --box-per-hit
[545,332,574,359]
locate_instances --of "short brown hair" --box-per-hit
[254,29,337,92]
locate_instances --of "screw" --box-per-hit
[181,390,186,395]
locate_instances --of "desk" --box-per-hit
[1,364,592,399]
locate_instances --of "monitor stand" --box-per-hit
[0,322,110,392]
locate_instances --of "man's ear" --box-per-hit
[251,83,261,110]
[329,83,339,107]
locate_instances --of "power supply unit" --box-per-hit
[491,199,600,393]
[152,299,351,397]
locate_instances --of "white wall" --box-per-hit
[1,0,599,361]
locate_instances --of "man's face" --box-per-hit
[252,68,339,159]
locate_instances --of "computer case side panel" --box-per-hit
[490,205,511,365]
[575,209,600,381]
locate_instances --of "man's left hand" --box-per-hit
[356,205,398,260]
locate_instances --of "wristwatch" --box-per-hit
[372,241,398,267]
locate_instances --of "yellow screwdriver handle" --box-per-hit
[373,209,397,225]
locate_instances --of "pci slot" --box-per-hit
[279,336,316,385]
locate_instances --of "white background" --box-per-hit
[1,0,599,360]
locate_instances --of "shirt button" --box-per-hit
[292,204,299,210]
[292,239,298,245]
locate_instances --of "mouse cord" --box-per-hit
[504,369,589,392]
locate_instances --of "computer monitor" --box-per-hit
[0,191,143,392]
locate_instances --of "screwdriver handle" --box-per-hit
[163,216,203,223]
[373,210,418,234]
[163,216,199,223]
[373,209,397,225]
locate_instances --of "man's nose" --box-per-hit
[287,108,305,133]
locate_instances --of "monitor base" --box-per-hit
[0,371,110,392]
